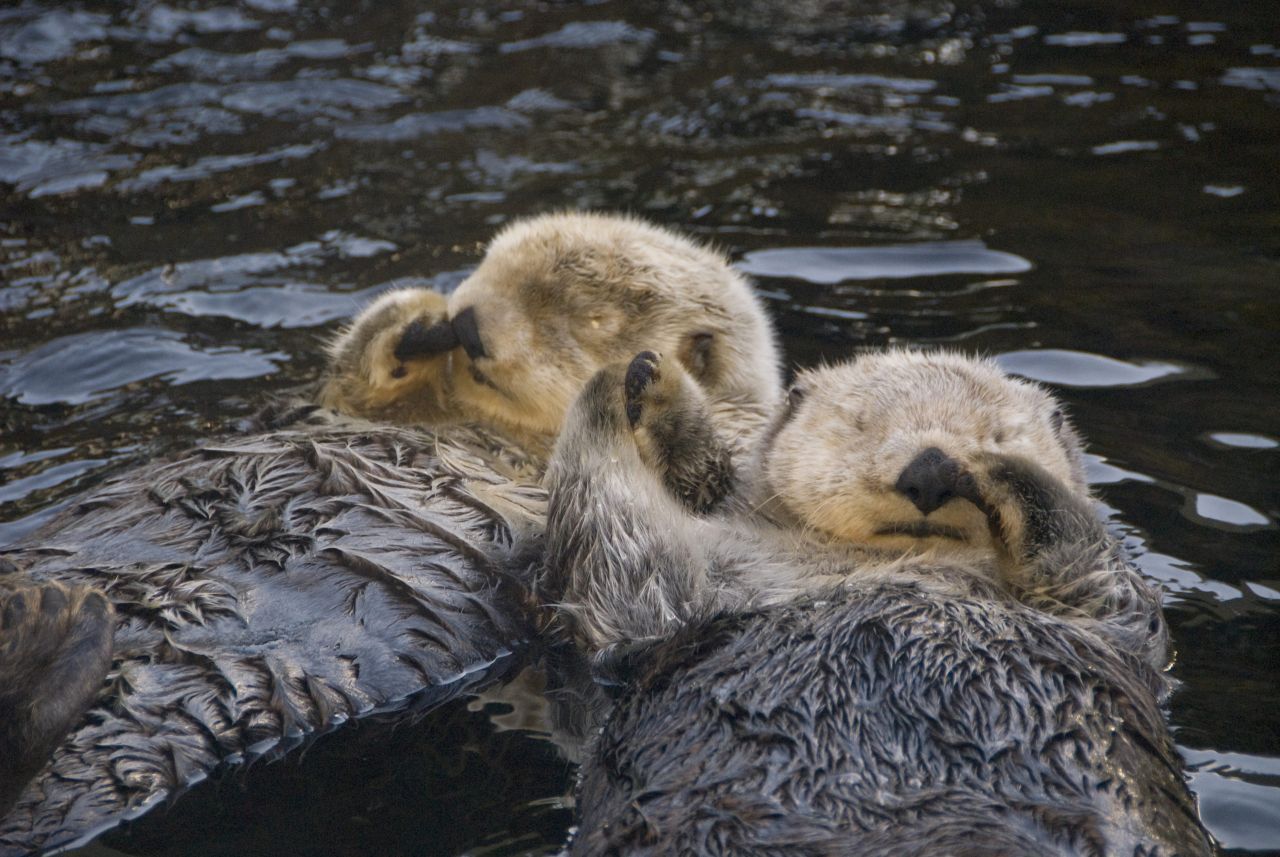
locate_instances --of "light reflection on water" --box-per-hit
[1,0,1277,852]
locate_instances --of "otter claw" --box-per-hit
[625,351,661,428]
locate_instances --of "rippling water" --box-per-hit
[1,0,1277,853]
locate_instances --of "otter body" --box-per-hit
[0,212,781,852]
[545,350,1166,669]
[574,588,1210,856]
[540,350,1210,854]
[0,418,538,854]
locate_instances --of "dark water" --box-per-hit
[0,0,1277,853]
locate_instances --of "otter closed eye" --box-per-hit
[320,211,783,454]
[543,346,1162,666]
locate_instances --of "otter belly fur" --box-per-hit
[573,588,1212,856]
[0,417,541,854]
[539,350,1212,854]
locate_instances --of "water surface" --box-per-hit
[1,0,1277,853]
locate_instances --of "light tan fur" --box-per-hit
[319,288,456,423]
[544,348,1165,671]
[319,212,782,453]
[749,348,1087,587]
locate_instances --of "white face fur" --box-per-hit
[761,350,1087,558]
[442,211,780,438]
[321,212,780,440]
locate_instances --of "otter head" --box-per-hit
[759,349,1087,560]
[318,287,462,423]
[444,211,782,438]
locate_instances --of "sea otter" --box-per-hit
[539,349,1211,854]
[0,212,779,854]
[319,211,781,457]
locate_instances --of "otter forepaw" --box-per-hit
[624,350,663,428]
[622,351,736,513]
[965,454,1101,561]
[392,303,457,364]
[0,582,114,815]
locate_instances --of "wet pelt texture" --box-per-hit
[0,417,544,856]
[573,584,1215,857]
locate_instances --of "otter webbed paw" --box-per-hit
[623,351,736,514]
[961,454,1104,563]
[0,581,114,816]
[392,313,458,365]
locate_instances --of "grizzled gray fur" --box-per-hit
[540,352,1212,855]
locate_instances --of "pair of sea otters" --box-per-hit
[0,213,1214,855]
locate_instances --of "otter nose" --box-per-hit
[452,307,486,361]
[895,447,961,515]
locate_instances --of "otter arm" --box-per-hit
[0,424,539,855]
[972,455,1170,671]
[543,364,728,655]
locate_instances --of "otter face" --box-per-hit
[761,350,1087,558]
[319,288,461,421]
[445,211,781,438]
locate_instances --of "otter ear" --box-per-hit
[677,331,716,383]
[394,318,458,362]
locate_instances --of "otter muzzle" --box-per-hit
[895,447,964,515]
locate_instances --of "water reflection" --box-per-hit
[1,0,1278,851]
[995,349,1190,388]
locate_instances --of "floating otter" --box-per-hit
[319,211,781,455]
[540,349,1211,854]
[0,212,779,854]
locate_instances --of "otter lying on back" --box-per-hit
[545,348,1166,669]
[320,211,781,457]
[0,212,781,852]
[541,349,1208,854]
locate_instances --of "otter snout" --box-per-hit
[452,306,487,361]
[895,447,964,515]
[393,317,458,362]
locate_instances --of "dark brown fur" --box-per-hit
[0,579,113,819]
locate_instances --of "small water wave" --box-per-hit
[336,107,531,143]
[0,329,287,406]
[1206,432,1277,450]
[738,241,1031,284]
[995,349,1189,388]
[499,21,653,54]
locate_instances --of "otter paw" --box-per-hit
[392,308,457,365]
[624,350,663,428]
[965,454,1100,559]
[0,583,114,815]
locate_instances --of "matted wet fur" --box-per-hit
[572,590,1211,856]
[0,212,784,852]
[0,414,542,855]
[539,350,1210,854]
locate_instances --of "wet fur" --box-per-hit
[0,416,542,854]
[572,590,1211,856]
[0,579,113,819]
[540,352,1208,854]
